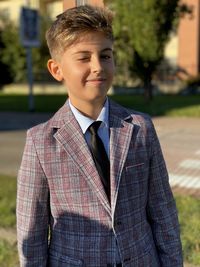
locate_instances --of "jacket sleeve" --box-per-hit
[17,129,50,267]
[146,119,183,267]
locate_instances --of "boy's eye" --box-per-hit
[101,54,111,60]
[78,57,90,61]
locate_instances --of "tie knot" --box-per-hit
[88,121,102,135]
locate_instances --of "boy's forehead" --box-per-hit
[68,32,113,50]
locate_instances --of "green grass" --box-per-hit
[0,93,200,117]
[0,175,16,228]
[112,94,200,117]
[0,93,67,112]
[0,175,200,266]
[0,176,18,266]
[176,195,200,265]
[0,240,19,267]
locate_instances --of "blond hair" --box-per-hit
[46,5,114,60]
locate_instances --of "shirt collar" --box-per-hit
[69,98,109,134]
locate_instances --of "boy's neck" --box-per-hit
[69,98,105,120]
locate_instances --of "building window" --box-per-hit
[76,0,88,6]
[0,8,10,21]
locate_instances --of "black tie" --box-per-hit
[88,121,110,200]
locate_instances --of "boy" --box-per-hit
[17,5,183,267]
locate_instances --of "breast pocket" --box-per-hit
[125,162,148,183]
[120,162,149,201]
[126,162,145,171]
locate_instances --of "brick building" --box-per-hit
[178,0,200,77]
[63,0,104,10]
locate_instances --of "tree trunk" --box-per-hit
[144,75,153,103]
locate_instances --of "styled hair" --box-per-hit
[46,5,114,60]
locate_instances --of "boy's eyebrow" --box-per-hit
[73,48,113,55]
[101,48,113,53]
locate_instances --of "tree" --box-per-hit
[107,0,181,101]
[0,11,26,84]
[0,32,12,87]
[0,17,27,83]
[0,13,52,85]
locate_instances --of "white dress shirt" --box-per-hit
[69,98,110,157]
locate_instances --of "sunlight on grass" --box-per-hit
[0,240,19,267]
[166,106,200,117]
[0,175,16,228]
[0,93,200,117]
[175,195,200,265]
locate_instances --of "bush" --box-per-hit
[186,75,200,87]
[0,13,52,85]
[0,21,26,83]
[181,75,200,95]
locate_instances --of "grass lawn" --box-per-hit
[176,196,200,266]
[0,93,200,117]
[0,176,16,228]
[0,240,18,267]
[0,175,200,266]
[0,175,18,267]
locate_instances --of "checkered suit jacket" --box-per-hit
[17,99,183,267]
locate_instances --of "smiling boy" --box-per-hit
[47,31,114,119]
[17,5,183,267]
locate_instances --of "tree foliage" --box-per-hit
[0,17,26,83]
[106,0,181,100]
[0,13,52,85]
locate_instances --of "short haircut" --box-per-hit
[46,5,114,60]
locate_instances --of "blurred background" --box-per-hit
[0,0,199,266]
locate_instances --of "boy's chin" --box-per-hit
[87,94,107,104]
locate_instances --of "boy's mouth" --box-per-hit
[86,77,106,82]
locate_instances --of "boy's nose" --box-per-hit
[91,58,103,73]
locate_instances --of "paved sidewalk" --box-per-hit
[0,112,52,177]
[153,117,200,198]
[0,112,200,198]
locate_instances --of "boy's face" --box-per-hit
[48,32,115,108]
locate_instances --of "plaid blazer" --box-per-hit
[17,99,183,267]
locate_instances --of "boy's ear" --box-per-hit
[47,59,63,82]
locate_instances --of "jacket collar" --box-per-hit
[49,98,133,130]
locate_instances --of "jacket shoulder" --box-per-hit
[26,102,68,141]
[109,98,153,126]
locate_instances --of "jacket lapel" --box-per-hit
[109,101,135,214]
[51,101,111,214]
